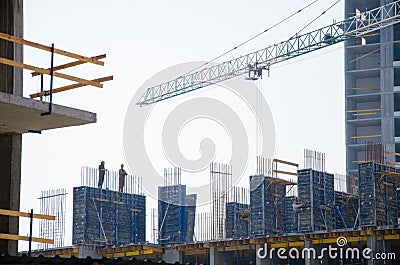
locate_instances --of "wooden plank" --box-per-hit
[0,233,53,244]
[385,151,400,157]
[386,161,400,166]
[273,159,298,167]
[0,32,104,66]
[0,57,103,88]
[347,87,380,90]
[0,209,55,220]
[273,170,298,176]
[31,54,107,77]
[350,134,381,139]
[30,76,113,98]
[353,112,377,116]
[347,108,381,113]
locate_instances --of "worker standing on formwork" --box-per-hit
[119,164,128,192]
[98,161,107,188]
[292,199,304,212]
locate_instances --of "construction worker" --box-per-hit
[98,161,107,188]
[119,164,128,192]
[292,199,304,212]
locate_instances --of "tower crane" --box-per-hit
[137,1,400,106]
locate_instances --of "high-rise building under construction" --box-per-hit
[345,0,400,190]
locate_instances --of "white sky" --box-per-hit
[18,0,345,250]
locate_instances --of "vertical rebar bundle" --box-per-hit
[80,166,143,195]
[38,188,67,249]
[163,167,181,186]
[304,149,326,172]
[210,162,232,240]
[334,173,347,192]
[364,141,385,164]
[256,155,273,176]
[194,212,212,242]
[227,186,249,205]
[150,208,158,244]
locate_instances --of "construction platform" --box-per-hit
[0,91,96,134]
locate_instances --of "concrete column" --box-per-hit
[0,0,23,96]
[77,245,102,259]
[162,249,183,264]
[209,247,224,265]
[255,244,268,265]
[0,134,22,255]
[304,239,329,265]
[0,0,23,256]
[366,236,393,265]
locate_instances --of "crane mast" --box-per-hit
[137,1,400,106]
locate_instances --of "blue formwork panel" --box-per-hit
[297,169,335,232]
[158,185,191,245]
[250,175,286,237]
[358,162,397,228]
[284,196,298,233]
[225,202,250,239]
[72,186,146,246]
[397,189,400,223]
[186,194,197,242]
[334,191,358,230]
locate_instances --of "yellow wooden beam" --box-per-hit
[0,32,104,66]
[0,57,103,88]
[347,87,380,90]
[384,234,400,240]
[273,159,299,167]
[386,151,400,157]
[347,108,381,113]
[353,112,377,116]
[31,55,106,77]
[273,170,298,176]
[0,233,53,244]
[0,209,55,220]
[351,134,381,139]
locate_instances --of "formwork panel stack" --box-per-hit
[250,175,286,237]
[297,169,335,232]
[225,202,250,239]
[358,162,397,227]
[334,191,358,229]
[73,186,146,246]
[158,185,197,245]
[284,196,298,233]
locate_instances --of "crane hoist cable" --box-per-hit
[178,0,321,78]
[293,0,342,37]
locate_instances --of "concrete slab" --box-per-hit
[0,92,96,134]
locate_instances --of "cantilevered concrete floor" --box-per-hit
[0,91,96,134]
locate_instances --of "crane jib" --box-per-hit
[137,0,400,106]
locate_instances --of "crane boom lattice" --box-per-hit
[137,1,400,106]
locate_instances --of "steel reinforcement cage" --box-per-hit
[72,186,146,246]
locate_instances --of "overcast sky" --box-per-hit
[18,0,345,249]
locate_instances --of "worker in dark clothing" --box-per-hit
[98,161,107,188]
[119,164,128,192]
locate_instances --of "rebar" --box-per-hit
[38,188,67,249]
